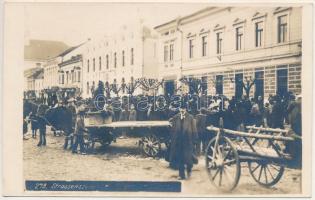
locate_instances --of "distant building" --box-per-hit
[25,68,44,98]
[34,70,44,98]
[155,7,302,99]
[24,39,69,91]
[43,56,62,89]
[82,23,158,98]
[57,43,86,95]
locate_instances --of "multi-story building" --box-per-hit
[57,44,85,93]
[24,39,68,91]
[43,57,62,89]
[34,70,44,98]
[154,7,302,100]
[82,23,158,98]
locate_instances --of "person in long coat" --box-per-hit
[169,106,197,180]
[195,108,207,154]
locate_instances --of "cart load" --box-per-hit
[83,110,171,157]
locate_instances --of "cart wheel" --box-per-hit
[248,161,284,187]
[205,136,241,191]
[141,134,161,157]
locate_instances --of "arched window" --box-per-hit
[93,58,95,71]
[122,50,125,66]
[99,56,102,70]
[87,59,90,72]
[106,54,109,69]
[130,48,134,65]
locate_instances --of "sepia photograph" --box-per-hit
[2,0,313,197]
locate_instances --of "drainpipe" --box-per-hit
[176,17,183,92]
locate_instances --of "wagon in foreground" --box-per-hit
[205,125,301,191]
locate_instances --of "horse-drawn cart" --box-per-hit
[84,111,171,157]
[205,124,301,191]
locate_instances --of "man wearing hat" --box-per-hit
[169,102,197,180]
[72,105,88,154]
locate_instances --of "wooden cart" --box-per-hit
[205,125,301,191]
[84,111,171,157]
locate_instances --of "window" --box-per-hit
[114,53,117,68]
[61,74,65,84]
[66,72,69,84]
[189,39,194,58]
[169,44,174,61]
[277,68,288,96]
[164,80,175,96]
[216,32,222,54]
[278,15,287,43]
[72,71,75,83]
[255,21,263,47]
[93,58,95,72]
[164,45,168,62]
[131,48,134,65]
[106,54,109,69]
[235,73,243,99]
[87,82,89,94]
[236,27,243,50]
[122,50,125,66]
[87,59,90,72]
[99,56,102,70]
[255,71,264,100]
[77,71,81,82]
[202,36,207,57]
[215,75,223,95]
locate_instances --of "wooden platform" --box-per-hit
[86,121,171,128]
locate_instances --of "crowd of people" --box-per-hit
[23,90,302,180]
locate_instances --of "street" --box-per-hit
[23,129,302,195]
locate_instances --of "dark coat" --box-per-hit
[195,113,207,136]
[287,101,301,136]
[169,112,197,166]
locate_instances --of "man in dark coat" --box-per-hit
[195,108,207,154]
[169,106,197,180]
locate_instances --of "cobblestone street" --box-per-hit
[23,130,302,195]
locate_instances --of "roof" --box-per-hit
[34,70,44,79]
[57,42,86,57]
[24,40,69,60]
[27,68,44,79]
[154,7,218,30]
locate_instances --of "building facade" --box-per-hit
[155,7,302,99]
[34,70,44,98]
[82,23,158,98]
[43,57,62,89]
[58,44,85,92]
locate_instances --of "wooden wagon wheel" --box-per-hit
[205,136,241,191]
[248,161,284,187]
[141,133,161,157]
[247,137,285,187]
